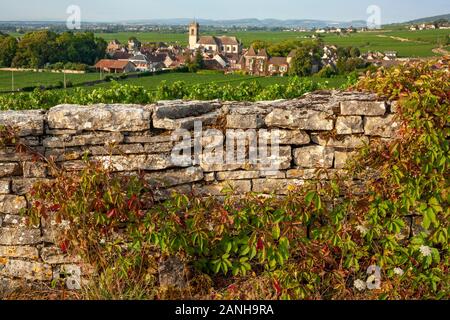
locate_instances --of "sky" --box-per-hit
[0,0,449,24]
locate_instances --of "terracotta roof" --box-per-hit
[268,57,288,65]
[218,36,239,45]
[198,36,220,46]
[94,59,131,70]
[257,49,269,57]
[245,47,257,56]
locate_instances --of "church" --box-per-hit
[188,22,242,54]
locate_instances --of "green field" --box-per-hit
[0,70,348,95]
[0,70,103,91]
[94,29,448,57]
[89,72,347,91]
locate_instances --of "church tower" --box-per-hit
[189,21,199,50]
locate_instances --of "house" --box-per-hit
[384,51,398,60]
[129,54,150,71]
[110,50,131,60]
[107,39,122,53]
[94,59,135,73]
[213,54,228,69]
[188,22,242,54]
[243,47,269,76]
[225,53,243,70]
[128,38,141,52]
[267,57,289,76]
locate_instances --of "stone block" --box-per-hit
[0,195,27,214]
[0,259,52,281]
[0,246,39,260]
[312,135,369,148]
[193,180,251,196]
[0,228,41,245]
[252,179,305,194]
[340,101,386,116]
[294,146,334,168]
[43,132,124,148]
[23,161,47,178]
[0,110,45,136]
[335,151,358,169]
[336,116,364,134]
[144,167,204,188]
[226,114,264,129]
[216,170,260,181]
[265,109,334,130]
[259,129,310,145]
[48,104,151,131]
[364,114,400,138]
[0,163,22,178]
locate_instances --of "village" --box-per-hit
[94,22,404,76]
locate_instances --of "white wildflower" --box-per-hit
[60,220,71,230]
[419,245,432,257]
[393,268,404,276]
[356,225,368,236]
[100,238,106,244]
[353,279,366,291]
[50,220,57,226]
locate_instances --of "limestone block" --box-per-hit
[0,228,41,245]
[312,135,369,148]
[340,101,386,116]
[48,104,151,131]
[364,114,400,138]
[0,259,52,281]
[294,146,334,168]
[336,116,364,134]
[144,167,204,188]
[0,110,45,136]
[265,109,334,130]
[0,195,27,214]
[252,179,305,195]
[0,246,39,260]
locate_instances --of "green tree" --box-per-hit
[289,43,322,76]
[186,50,204,73]
[0,36,18,67]
[251,40,270,52]
[11,30,58,68]
[350,47,361,58]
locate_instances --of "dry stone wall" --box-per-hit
[0,90,399,293]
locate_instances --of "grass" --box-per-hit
[71,72,348,92]
[0,70,348,98]
[0,70,103,91]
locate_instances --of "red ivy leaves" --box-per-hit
[273,279,282,296]
[106,208,117,219]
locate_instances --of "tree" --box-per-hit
[350,47,361,58]
[8,31,106,68]
[11,30,58,68]
[289,43,322,77]
[0,36,18,67]
[251,40,270,52]
[186,50,204,73]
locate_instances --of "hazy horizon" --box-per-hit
[0,0,449,24]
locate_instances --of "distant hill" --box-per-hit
[120,18,368,29]
[407,14,450,24]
